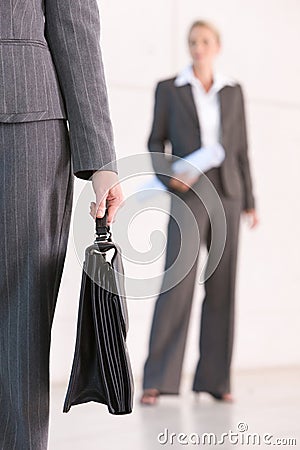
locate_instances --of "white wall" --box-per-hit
[50,0,300,385]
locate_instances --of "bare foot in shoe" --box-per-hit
[209,391,235,402]
[221,392,234,402]
[140,388,160,405]
[195,391,235,402]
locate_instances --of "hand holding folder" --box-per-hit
[137,142,225,200]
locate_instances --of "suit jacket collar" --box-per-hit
[173,64,238,143]
[176,84,200,130]
[174,84,234,145]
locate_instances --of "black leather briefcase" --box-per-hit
[63,211,134,415]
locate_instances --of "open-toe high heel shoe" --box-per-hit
[140,388,160,406]
[194,391,234,403]
[207,391,234,402]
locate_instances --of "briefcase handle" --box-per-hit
[95,209,112,242]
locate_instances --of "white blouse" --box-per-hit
[174,64,237,148]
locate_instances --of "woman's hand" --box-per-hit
[243,208,259,229]
[169,171,200,192]
[89,170,124,225]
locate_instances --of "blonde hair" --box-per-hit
[188,20,221,45]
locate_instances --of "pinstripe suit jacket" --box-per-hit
[0,0,118,180]
[148,79,256,210]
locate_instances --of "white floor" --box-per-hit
[49,367,300,449]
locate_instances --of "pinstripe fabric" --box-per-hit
[0,40,67,122]
[0,1,118,447]
[0,118,73,449]
[142,168,243,395]
[0,0,118,180]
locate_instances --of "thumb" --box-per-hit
[95,194,107,218]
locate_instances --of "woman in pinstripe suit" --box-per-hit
[0,0,123,448]
[141,20,259,405]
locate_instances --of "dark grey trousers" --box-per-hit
[142,167,243,395]
[0,119,74,449]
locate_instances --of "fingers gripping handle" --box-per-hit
[95,209,111,242]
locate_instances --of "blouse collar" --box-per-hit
[174,63,237,93]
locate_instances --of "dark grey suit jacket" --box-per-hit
[0,0,118,180]
[148,78,255,210]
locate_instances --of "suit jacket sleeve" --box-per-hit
[237,84,256,210]
[147,81,174,188]
[44,0,118,180]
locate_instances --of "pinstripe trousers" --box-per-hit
[142,167,243,395]
[0,119,74,449]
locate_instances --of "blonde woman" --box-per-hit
[141,20,258,405]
